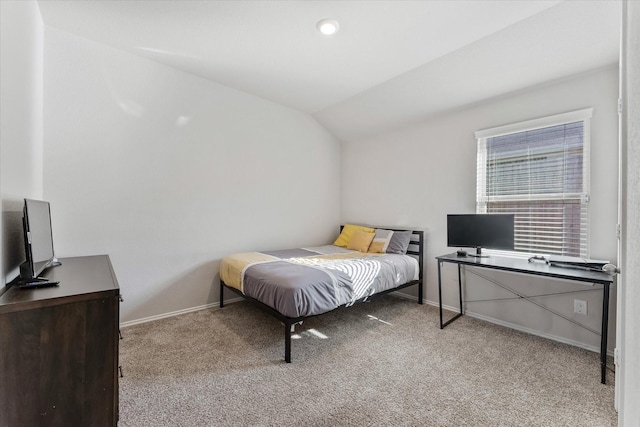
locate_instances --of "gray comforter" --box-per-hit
[220,245,419,318]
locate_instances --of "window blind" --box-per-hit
[476,110,591,258]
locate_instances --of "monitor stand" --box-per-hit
[468,247,490,258]
[11,276,60,289]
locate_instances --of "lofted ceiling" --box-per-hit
[37,0,621,142]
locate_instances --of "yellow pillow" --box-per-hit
[333,224,375,247]
[346,230,375,252]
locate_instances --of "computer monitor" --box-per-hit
[447,214,515,257]
[18,199,60,282]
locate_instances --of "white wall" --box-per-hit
[342,65,619,353]
[43,28,341,323]
[0,0,44,293]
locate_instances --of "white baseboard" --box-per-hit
[423,298,462,314]
[423,299,613,357]
[119,297,244,328]
[394,291,463,312]
[389,290,419,302]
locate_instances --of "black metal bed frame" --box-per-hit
[219,227,424,363]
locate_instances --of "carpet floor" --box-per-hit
[118,296,616,426]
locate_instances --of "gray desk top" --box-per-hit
[436,253,614,285]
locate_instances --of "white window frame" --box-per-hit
[475,108,593,259]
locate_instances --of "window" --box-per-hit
[475,109,592,258]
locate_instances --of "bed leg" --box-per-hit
[219,280,224,308]
[284,322,292,363]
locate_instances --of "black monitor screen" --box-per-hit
[447,214,515,252]
[24,199,55,277]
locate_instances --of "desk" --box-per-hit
[436,253,614,384]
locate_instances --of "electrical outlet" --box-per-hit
[574,299,587,315]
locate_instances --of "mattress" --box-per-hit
[220,245,419,318]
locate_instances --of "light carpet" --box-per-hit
[118,296,616,426]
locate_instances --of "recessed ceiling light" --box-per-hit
[317,18,339,36]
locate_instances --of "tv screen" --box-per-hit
[20,199,56,279]
[447,214,515,256]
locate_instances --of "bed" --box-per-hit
[219,225,424,362]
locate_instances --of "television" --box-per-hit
[447,214,515,257]
[17,199,61,286]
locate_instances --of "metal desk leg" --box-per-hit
[438,261,444,328]
[439,261,464,329]
[458,264,463,316]
[600,282,610,384]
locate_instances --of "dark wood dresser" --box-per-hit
[0,255,120,427]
